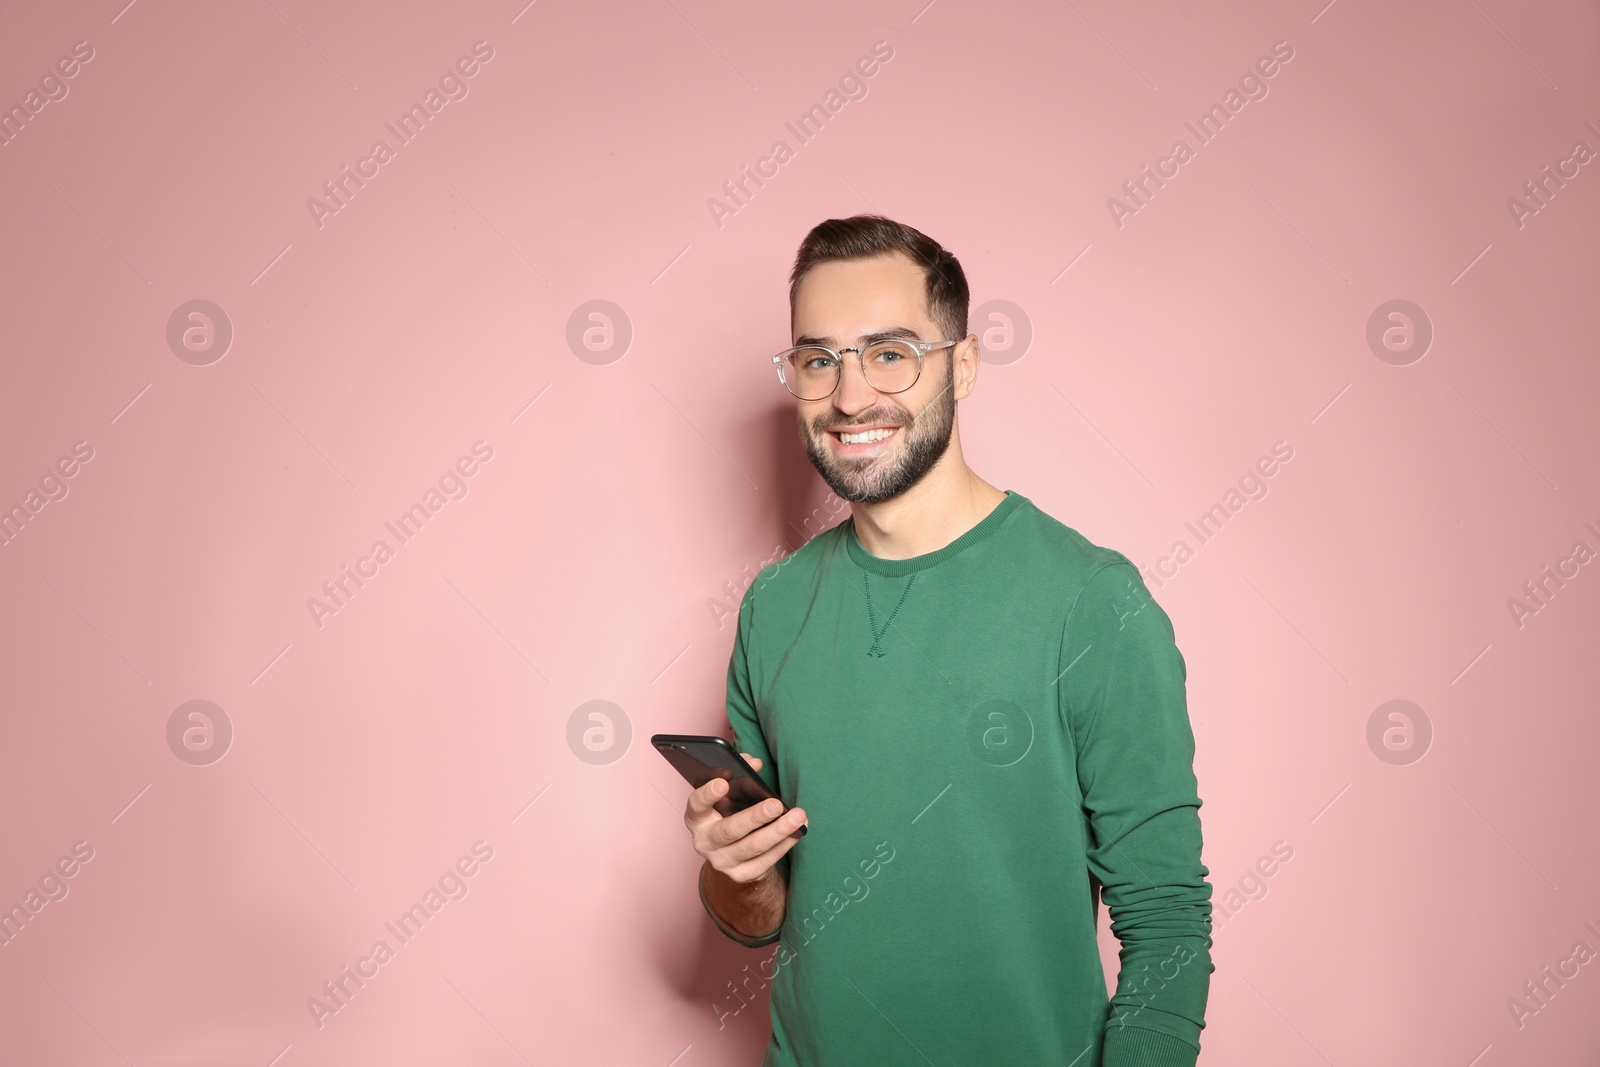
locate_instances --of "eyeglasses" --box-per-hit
[771,338,962,401]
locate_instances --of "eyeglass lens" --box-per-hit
[780,341,920,399]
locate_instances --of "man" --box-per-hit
[682,215,1213,1066]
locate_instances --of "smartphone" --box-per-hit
[652,734,806,839]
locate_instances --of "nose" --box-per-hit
[833,349,878,412]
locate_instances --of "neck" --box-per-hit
[848,435,1007,560]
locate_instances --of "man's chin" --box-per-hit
[805,448,886,504]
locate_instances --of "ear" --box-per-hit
[952,335,981,401]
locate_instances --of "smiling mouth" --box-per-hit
[828,426,900,447]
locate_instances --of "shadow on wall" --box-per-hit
[702,402,855,634]
[766,403,854,558]
[644,403,851,1059]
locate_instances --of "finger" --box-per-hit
[703,794,791,850]
[684,776,733,823]
[713,800,807,856]
[721,826,804,883]
[741,753,763,771]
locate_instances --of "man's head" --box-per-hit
[786,215,977,505]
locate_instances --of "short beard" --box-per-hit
[798,360,956,505]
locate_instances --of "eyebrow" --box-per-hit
[794,325,925,347]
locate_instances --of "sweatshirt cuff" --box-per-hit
[699,863,782,948]
[1100,1024,1200,1067]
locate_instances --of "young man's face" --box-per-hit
[790,252,966,505]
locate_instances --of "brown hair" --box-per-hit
[788,214,969,343]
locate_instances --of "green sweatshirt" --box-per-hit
[702,489,1214,1066]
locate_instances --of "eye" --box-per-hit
[866,342,914,364]
[790,347,834,369]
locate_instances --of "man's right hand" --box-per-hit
[685,753,808,885]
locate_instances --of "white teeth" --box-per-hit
[838,428,895,444]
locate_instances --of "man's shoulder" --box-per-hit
[1013,498,1175,643]
[1008,492,1143,589]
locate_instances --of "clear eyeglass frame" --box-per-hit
[770,338,963,401]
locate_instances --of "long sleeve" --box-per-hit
[700,582,784,948]
[1061,561,1214,1066]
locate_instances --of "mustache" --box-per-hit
[817,413,909,432]
[816,377,953,433]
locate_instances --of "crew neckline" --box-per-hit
[844,490,1025,576]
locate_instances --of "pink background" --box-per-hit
[2,0,1598,1063]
